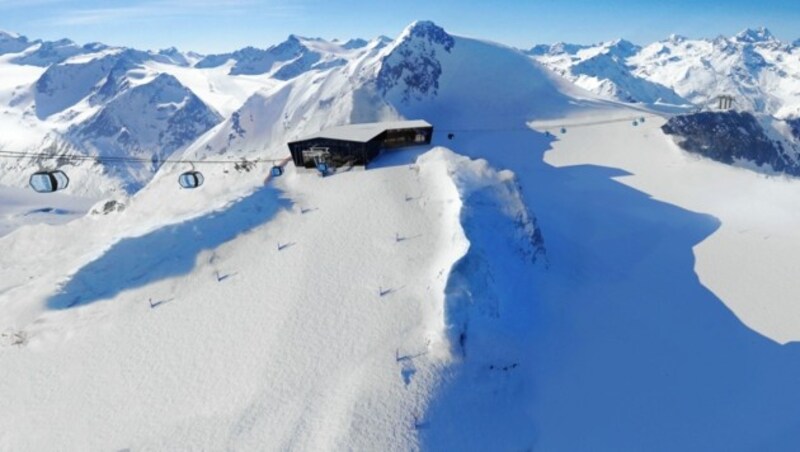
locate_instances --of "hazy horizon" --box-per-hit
[1,0,798,53]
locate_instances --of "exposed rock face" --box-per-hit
[376,21,455,101]
[662,111,799,175]
[71,73,222,191]
[0,31,31,55]
[787,118,800,141]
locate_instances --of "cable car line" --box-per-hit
[0,149,287,165]
[0,113,663,166]
[2,114,664,192]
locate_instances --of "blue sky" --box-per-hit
[1,0,799,53]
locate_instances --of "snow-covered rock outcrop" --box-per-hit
[0,30,30,55]
[662,111,800,175]
[377,21,455,102]
[421,149,545,353]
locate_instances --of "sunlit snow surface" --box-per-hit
[3,20,800,452]
[0,186,95,237]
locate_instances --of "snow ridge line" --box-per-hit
[417,148,545,356]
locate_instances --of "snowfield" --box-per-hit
[3,20,800,451]
[541,115,800,344]
[0,186,95,238]
[0,146,534,450]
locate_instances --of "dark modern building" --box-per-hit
[287,120,433,169]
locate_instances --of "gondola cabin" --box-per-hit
[29,170,69,193]
[178,171,204,189]
[287,120,433,170]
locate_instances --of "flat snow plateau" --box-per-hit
[540,115,800,344]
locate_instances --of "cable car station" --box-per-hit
[286,120,433,172]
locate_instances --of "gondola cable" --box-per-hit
[1,113,665,193]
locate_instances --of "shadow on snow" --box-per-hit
[48,186,288,309]
[419,129,800,452]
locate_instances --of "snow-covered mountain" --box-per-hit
[530,27,800,177]
[5,19,800,451]
[0,30,31,55]
[531,27,800,117]
[530,39,688,105]
[195,34,379,80]
[12,39,92,67]
[194,20,581,162]
[71,73,222,191]
[0,31,400,194]
[4,24,798,195]
[0,46,223,193]
[0,20,580,450]
[0,36,226,194]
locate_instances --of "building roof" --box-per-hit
[292,120,432,143]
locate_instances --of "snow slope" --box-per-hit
[4,19,800,452]
[541,113,800,344]
[0,186,95,238]
[0,21,559,450]
[0,144,545,450]
[531,39,688,105]
[493,110,800,451]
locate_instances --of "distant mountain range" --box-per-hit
[1,25,800,194]
[528,27,800,118]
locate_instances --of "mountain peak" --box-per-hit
[599,38,640,58]
[342,38,369,50]
[605,38,638,50]
[377,21,456,102]
[286,34,325,44]
[398,20,454,51]
[666,33,688,44]
[0,29,30,55]
[607,38,633,46]
[149,72,182,87]
[270,35,305,54]
[555,42,589,55]
[735,27,777,44]
[0,29,22,39]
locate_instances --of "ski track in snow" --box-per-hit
[416,117,800,451]
[4,111,800,451]
[4,21,800,451]
[0,147,485,450]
